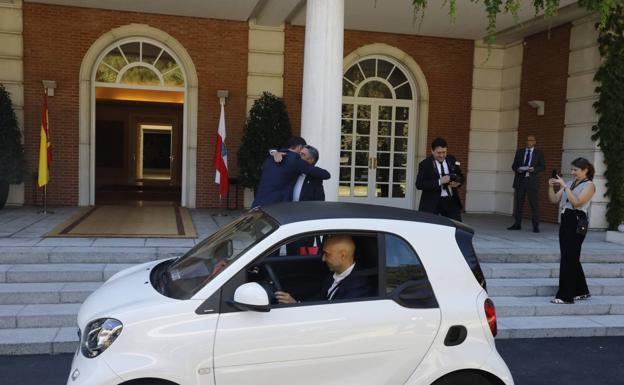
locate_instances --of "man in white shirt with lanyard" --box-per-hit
[275,235,372,303]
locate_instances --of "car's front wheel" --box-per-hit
[432,371,499,385]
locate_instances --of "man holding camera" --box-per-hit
[416,137,464,221]
[508,134,545,232]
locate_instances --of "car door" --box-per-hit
[212,232,441,385]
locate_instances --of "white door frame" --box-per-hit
[340,50,426,209]
[340,97,415,208]
[78,24,198,207]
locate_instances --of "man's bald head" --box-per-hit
[322,235,355,274]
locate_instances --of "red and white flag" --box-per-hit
[214,103,229,198]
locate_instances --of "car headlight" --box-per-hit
[81,318,123,358]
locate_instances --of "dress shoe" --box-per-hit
[533,227,540,233]
[507,225,521,230]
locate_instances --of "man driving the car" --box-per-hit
[275,235,372,303]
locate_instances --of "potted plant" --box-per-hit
[237,92,292,199]
[0,84,24,209]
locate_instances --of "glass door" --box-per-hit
[340,101,412,208]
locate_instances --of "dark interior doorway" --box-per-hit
[95,98,183,205]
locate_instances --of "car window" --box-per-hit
[236,232,379,308]
[384,234,437,308]
[161,210,277,299]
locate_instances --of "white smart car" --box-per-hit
[67,202,513,385]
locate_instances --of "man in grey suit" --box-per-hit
[508,135,545,233]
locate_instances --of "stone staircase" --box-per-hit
[480,252,624,339]
[0,247,186,355]
[1,247,624,354]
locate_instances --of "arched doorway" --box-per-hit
[79,24,198,207]
[339,56,419,209]
[93,38,185,205]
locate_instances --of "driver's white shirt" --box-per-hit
[327,263,356,300]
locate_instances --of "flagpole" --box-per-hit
[38,86,54,215]
[214,90,229,217]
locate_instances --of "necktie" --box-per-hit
[523,149,531,166]
[327,279,340,299]
[439,161,451,196]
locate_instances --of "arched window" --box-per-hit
[340,56,415,206]
[343,58,412,100]
[95,40,185,88]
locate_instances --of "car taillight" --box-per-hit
[484,298,497,337]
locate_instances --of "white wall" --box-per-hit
[244,20,286,207]
[247,20,285,112]
[0,0,24,206]
[565,16,606,229]
[466,41,523,215]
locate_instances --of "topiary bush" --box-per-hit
[237,92,292,191]
[0,84,24,185]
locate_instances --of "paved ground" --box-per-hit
[0,206,621,255]
[1,336,623,385]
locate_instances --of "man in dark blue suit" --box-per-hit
[252,138,330,207]
[286,145,326,255]
[416,137,464,221]
[294,145,326,202]
[275,235,373,303]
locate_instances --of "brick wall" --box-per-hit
[22,3,248,207]
[518,24,571,223]
[284,25,474,204]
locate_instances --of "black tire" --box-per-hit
[432,371,496,385]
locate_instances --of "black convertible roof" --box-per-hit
[259,201,472,233]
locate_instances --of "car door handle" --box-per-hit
[444,325,467,346]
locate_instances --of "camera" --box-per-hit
[449,163,464,184]
[449,173,463,183]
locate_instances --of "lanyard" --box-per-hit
[565,179,588,204]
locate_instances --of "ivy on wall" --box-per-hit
[583,3,624,229]
[411,0,623,228]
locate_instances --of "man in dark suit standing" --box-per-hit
[275,235,372,303]
[286,144,325,255]
[508,134,545,232]
[295,145,325,202]
[416,137,464,221]
[252,137,330,207]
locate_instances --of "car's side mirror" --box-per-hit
[228,282,270,312]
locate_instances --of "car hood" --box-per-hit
[77,260,170,327]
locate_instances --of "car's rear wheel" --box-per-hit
[432,371,497,385]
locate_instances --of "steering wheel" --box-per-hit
[263,263,283,297]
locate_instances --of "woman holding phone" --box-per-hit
[548,158,596,304]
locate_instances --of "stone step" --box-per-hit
[0,247,187,264]
[487,278,624,297]
[0,263,135,283]
[479,252,624,264]
[497,314,624,339]
[0,326,77,355]
[0,282,101,305]
[0,303,80,329]
[482,263,624,279]
[492,295,624,317]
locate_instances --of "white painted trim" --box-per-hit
[78,24,198,207]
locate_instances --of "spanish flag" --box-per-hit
[38,90,51,188]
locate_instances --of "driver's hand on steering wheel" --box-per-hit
[275,291,297,304]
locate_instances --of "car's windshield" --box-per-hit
[161,210,277,299]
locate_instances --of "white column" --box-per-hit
[1,0,24,206]
[466,40,523,215]
[300,0,344,202]
[565,16,605,229]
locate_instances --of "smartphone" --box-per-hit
[551,169,559,178]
